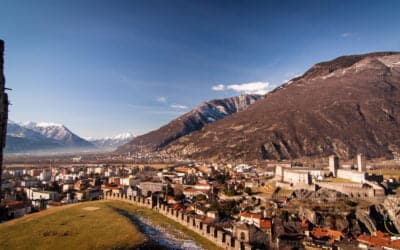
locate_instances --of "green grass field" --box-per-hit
[0,201,145,250]
[0,200,221,250]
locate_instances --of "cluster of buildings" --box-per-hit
[1,153,400,249]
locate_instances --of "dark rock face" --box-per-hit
[163,52,400,161]
[116,94,261,154]
[0,40,9,196]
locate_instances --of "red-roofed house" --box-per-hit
[240,211,262,227]
[357,231,400,249]
[311,227,344,243]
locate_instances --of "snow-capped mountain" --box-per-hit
[188,94,262,122]
[87,132,135,150]
[6,121,64,153]
[116,94,261,154]
[6,121,95,153]
[22,122,93,147]
[7,121,51,141]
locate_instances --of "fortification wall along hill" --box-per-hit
[316,181,385,201]
[104,192,253,250]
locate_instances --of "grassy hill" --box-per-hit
[0,200,221,250]
[0,201,145,250]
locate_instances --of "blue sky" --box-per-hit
[1,0,400,138]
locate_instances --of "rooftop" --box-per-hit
[357,231,400,249]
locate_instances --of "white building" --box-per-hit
[282,169,311,185]
[26,188,58,201]
[120,176,139,186]
[336,169,366,183]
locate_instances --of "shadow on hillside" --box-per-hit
[113,207,186,250]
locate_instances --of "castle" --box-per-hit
[329,153,366,182]
[275,154,385,201]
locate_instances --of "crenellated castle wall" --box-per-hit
[316,181,385,201]
[103,192,253,250]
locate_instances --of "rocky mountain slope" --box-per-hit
[116,94,261,154]
[6,122,63,153]
[88,132,135,150]
[6,121,94,153]
[162,52,400,161]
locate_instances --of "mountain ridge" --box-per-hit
[116,94,262,154]
[160,51,400,161]
[5,121,95,153]
[88,132,135,150]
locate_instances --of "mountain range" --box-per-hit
[8,51,400,160]
[5,122,134,153]
[87,133,135,151]
[116,94,261,154]
[6,121,94,153]
[118,51,400,161]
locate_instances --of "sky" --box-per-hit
[1,0,400,138]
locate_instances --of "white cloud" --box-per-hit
[212,81,270,95]
[341,32,353,38]
[170,104,188,109]
[211,84,225,91]
[157,96,167,103]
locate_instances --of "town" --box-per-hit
[1,154,400,250]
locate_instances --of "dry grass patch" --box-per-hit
[324,177,356,183]
[0,201,145,250]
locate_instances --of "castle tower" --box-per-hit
[357,153,366,172]
[328,155,339,177]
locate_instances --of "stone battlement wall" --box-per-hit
[317,181,384,201]
[103,192,253,250]
[276,181,316,191]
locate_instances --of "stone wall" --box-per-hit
[336,169,365,183]
[282,169,311,185]
[103,192,254,250]
[0,40,9,199]
[276,181,316,191]
[316,181,384,201]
